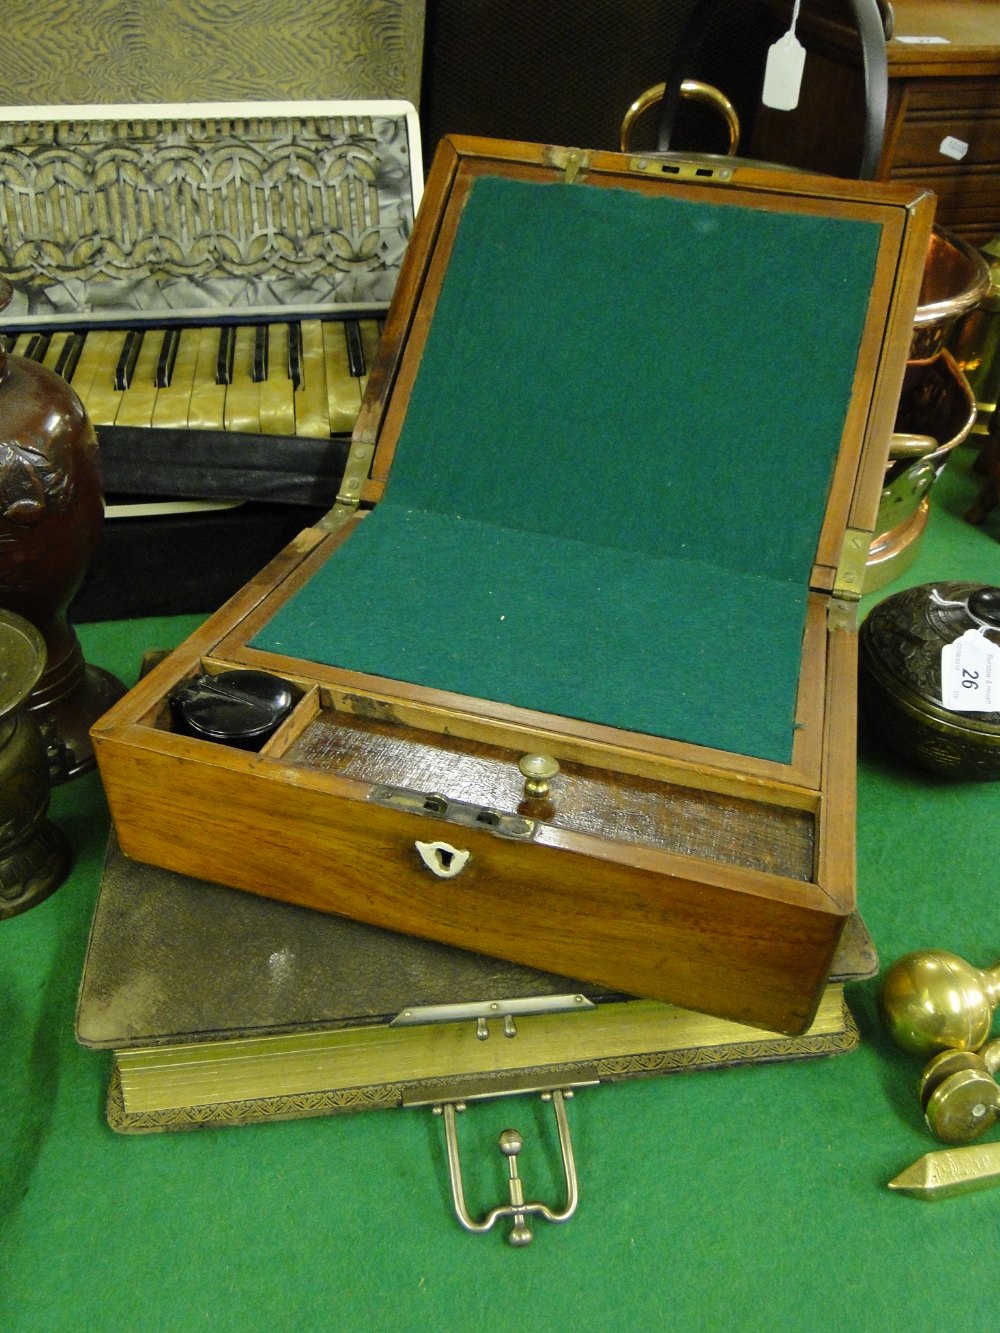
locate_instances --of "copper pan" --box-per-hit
[865,351,978,592]
[909,228,991,366]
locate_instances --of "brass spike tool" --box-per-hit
[889,1141,1000,1200]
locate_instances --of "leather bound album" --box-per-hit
[76,833,876,1134]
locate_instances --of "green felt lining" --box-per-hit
[252,175,883,762]
[257,507,808,759]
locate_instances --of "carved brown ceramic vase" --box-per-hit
[0,278,124,781]
[0,609,71,916]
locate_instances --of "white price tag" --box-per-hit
[941,629,1000,713]
[762,30,806,110]
[939,135,969,161]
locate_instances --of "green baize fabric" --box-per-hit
[252,175,881,762]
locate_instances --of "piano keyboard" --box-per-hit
[0,317,381,439]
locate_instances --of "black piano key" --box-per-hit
[55,332,84,381]
[252,324,269,384]
[344,319,365,378]
[24,332,50,362]
[216,326,235,385]
[156,327,180,388]
[287,322,303,390]
[115,329,144,389]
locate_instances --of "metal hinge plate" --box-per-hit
[318,437,375,531]
[545,146,591,182]
[833,526,872,602]
[391,993,595,1029]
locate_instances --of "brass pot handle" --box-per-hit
[619,79,741,155]
[888,433,940,461]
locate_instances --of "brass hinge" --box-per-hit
[833,527,871,603]
[828,597,858,633]
[546,146,591,182]
[318,437,375,531]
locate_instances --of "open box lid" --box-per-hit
[247,137,933,769]
[0,99,422,326]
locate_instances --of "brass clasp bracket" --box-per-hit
[434,1090,580,1247]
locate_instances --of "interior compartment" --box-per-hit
[138,658,817,882]
[280,701,817,879]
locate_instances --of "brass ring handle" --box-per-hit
[619,79,741,156]
[888,433,941,461]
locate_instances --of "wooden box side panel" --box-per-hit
[816,622,860,899]
[94,734,846,1035]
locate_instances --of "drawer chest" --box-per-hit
[751,1,1000,245]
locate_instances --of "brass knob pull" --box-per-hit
[518,753,560,800]
[619,79,741,156]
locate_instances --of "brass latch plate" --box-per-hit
[628,155,735,182]
[369,783,538,841]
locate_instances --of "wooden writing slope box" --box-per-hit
[91,138,933,1036]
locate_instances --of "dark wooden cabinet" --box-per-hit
[751,1,1000,245]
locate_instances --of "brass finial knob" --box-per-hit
[518,753,560,800]
[920,1043,1000,1144]
[879,950,1000,1057]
